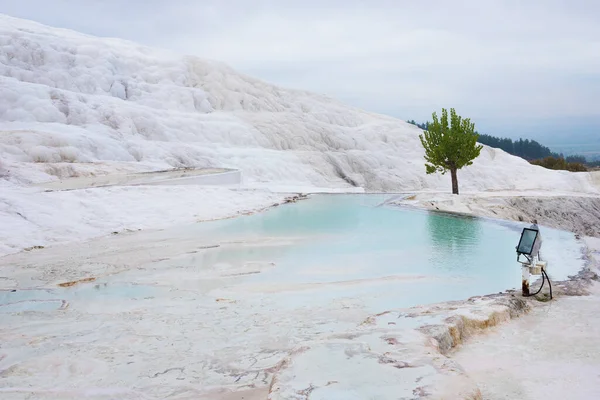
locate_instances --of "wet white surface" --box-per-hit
[0,196,587,399]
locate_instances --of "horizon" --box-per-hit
[0,1,598,146]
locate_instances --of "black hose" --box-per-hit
[542,268,553,300]
[524,267,553,300]
[524,269,546,297]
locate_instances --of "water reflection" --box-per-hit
[426,212,482,273]
[427,212,482,250]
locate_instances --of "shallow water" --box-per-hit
[0,283,159,312]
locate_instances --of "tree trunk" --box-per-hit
[450,168,459,195]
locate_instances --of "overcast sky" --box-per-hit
[1,0,599,143]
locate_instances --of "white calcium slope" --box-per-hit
[0,14,597,193]
[0,181,286,257]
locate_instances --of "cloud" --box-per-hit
[1,0,599,138]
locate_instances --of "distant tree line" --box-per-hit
[406,120,429,130]
[477,134,560,161]
[584,160,600,168]
[407,119,596,171]
[530,156,587,172]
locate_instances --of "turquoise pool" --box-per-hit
[178,194,584,310]
[1,194,584,313]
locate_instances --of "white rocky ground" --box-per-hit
[391,189,600,236]
[0,178,288,257]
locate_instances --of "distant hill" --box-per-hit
[548,144,600,162]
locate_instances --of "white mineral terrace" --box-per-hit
[0,194,590,399]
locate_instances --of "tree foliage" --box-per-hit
[530,156,587,172]
[419,108,483,194]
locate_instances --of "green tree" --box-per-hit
[419,108,483,195]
